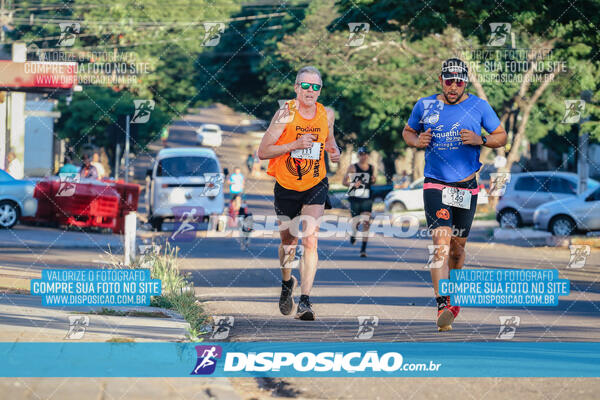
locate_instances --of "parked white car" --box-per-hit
[384,177,488,213]
[384,178,425,213]
[0,169,38,228]
[496,172,599,228]
[196,124,223,147]
[534,185,600,236]
[146,148,225,231]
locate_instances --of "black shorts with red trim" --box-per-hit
[423,177,478,238]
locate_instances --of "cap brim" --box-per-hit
[441,73,468,81]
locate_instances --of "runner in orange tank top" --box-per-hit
[258,66,340,321]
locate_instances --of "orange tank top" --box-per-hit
[267,100,329,191]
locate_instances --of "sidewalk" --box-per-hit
[0,225,124,250]
[0,293,189,342]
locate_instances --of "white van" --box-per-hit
[146,148,225,231]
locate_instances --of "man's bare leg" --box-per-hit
[277,220,298,316]
[430,226,452,296]
[448,236,467,270]
[298,203,324,295]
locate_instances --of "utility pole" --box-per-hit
[124,114,130,183]
[577,90,593,195]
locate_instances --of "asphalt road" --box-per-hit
[3,106,599,399]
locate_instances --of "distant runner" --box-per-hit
[402,58,507,331]
[343,147,376,257]
[258,66,340,320]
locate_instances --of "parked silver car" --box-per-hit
[495,172,599,228]
[534,185,600,236]
[0,169,38,228]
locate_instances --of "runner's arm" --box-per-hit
[342,164,357,187]
[459,124,507,148]
[402,125,431,148]
[483,124,507,148]
[324,107,341,162]
[257,111,311,160]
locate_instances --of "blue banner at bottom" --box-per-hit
[1,342,599,377]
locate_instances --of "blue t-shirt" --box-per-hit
[407,94,501,183]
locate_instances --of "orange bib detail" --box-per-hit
[267,100,329,191]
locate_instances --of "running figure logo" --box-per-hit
[562,100,586,123]
[497,316,520,340]
[171,207,202,241]
[65,315,89,340]
[202,173,224,197]
[487,23,511,46]
[131,100,155,124]
[57,22,80,47]
[346,23,369,47]
[567,245,591,269]
[275,100,295,124]
[489,173,511,196]
[347,173,370,198]
[355,316,379,339]
[420,100,443,124]
[202,23,226,47]
[426,245,449,269]
[56,172,80,197]
[211,316,234,340]
[191,345,223,375]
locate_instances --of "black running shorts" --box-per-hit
[274,177,329,220]
[423,177,478,237]
[349,198,373,217]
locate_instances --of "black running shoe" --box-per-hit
[279,276,297,316]
[360,250,367,258]
[295,298,315,320]
[350,236,356,245]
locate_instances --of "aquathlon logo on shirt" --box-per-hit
[432,122,462,149]
[191,345,223,375]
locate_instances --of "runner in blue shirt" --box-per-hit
[229,167,245,197]
[403,58,507,331]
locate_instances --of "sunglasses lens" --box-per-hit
[445,79,464,87]
[300,82,321,91]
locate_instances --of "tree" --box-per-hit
[335,0,600,172]
[55,86,169,166]
[8,0,243,150]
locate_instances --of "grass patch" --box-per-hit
[0,287,31,295]
[136,244,208,342]
[106,337,135,343]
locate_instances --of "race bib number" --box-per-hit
[291,142,321,160]
[347,172,370,199]
[442,187,472,209]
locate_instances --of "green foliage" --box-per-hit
[55,86,169,159]
[138,243,208,340]
[9,0,243,149]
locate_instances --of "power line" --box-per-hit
[9,11,288,26]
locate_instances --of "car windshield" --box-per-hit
[157,156,219,177]
[409,179,423,190]
[203,127,218,133]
